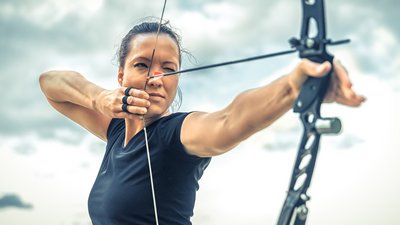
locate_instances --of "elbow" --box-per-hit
[39,70,77,93]
[38,70,67,99]
[39,71,52,94]
[39,70,59,88]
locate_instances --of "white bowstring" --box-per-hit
[142,120,159,225]
[142,1,167,224]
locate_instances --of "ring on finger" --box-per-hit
[122,104,129,113]
[125,87,133,96]
[122,95,129,104]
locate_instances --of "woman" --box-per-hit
[39,22,365,225]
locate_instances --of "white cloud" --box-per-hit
[0,0,104,27]
[1,0,400,224]
[0,133,104,225]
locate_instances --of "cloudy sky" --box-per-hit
[1,0,399,224]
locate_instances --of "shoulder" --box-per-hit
[156,112,210,159]
[156,112,191,142]
[181,110,240,157]
[158,112,190,126]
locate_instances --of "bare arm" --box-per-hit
[182,75,295,157]
[39,71,111,140]
[39,71,149,141]
[181,60,365,157]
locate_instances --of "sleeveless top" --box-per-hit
[88,112,211,225]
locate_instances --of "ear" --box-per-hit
[117,67,124,86]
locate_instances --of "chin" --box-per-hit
[146,107,170,119]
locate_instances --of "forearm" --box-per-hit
[183,59,364,157]
[224,74,297,141]
[39,70,105,110]
[182,74,298,156]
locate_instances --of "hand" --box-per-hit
[95,87,150,119]
[288,59,366,107]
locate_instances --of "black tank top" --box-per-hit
[88,113,211,225]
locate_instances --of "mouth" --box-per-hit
[148,93,165,99]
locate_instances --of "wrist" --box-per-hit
[92,89,106,112]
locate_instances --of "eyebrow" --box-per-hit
[128,57,151,65]
[163,60,178,66]
[128,57,178,67]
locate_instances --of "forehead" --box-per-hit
[129,33,180,60]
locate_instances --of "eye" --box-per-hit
[133,63,148,69]
[164,67,176,72]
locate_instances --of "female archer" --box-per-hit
[39,21,365,225]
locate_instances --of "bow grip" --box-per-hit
[293,54,333,113]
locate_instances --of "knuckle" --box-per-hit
[132,88,140,97]
[139,92,146,99]
[140,90,149,99]
[139,99,147,106]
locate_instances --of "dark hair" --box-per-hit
[117,20,183,111]
[118,21,183,68]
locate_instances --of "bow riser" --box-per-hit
[277,0,347,224]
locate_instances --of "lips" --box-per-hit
[148,92,165,99]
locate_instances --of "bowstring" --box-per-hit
[142,1,167,225]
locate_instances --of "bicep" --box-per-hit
[48,99,111,141]
[181,111,240,157]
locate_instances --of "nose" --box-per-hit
[147,71,163,88]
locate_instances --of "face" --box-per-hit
[118,33,180,119]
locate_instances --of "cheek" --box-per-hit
[166,78,179,92]
[165,78,179,96]
[122,69,148,88]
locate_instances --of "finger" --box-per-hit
[297,59,332,78]
[335,84,366,105]
[122,105,148,115]
[337,79,366,102]
[335,94,366,107]
[122,95,129,104]
[122,96,150,107]
[125,87,149,99]
[324,72,339,103]
[333,60,352,89]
